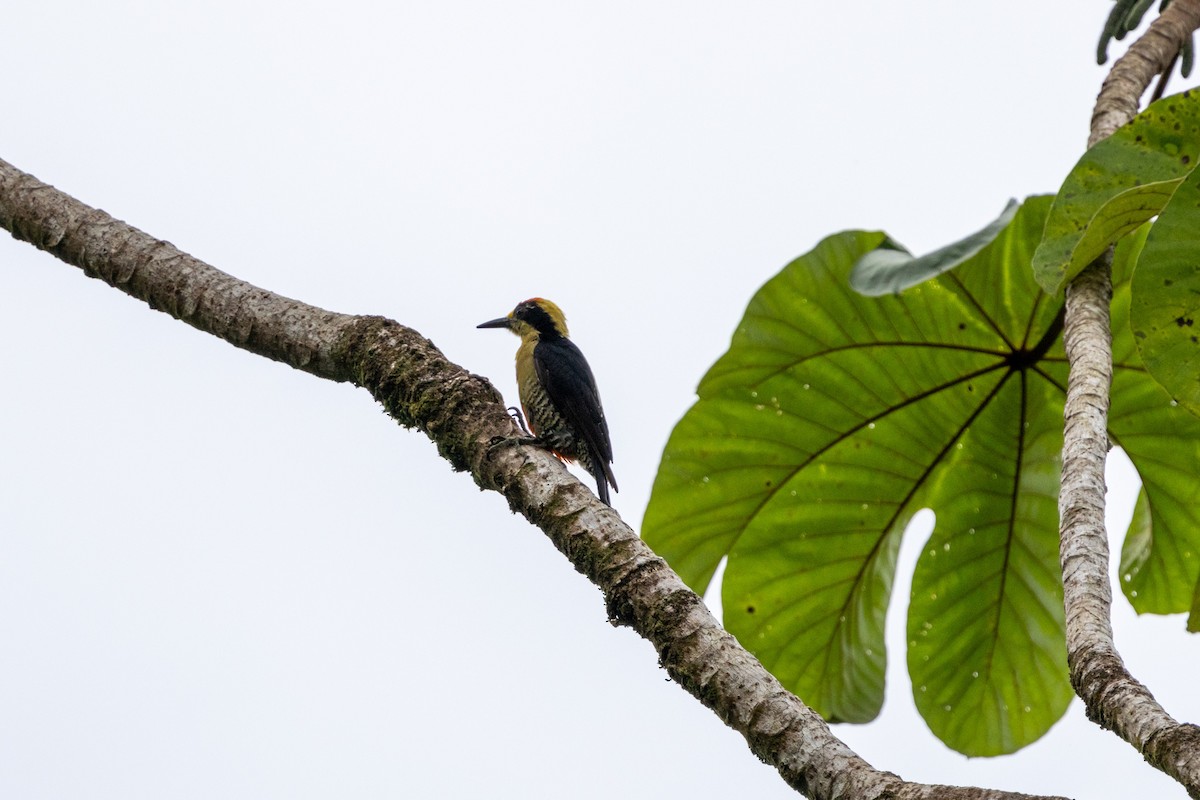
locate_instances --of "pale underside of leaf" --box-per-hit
[850,199,1019,297]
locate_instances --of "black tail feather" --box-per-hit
[595,475,611,506]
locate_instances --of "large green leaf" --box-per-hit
[645,197,1200,757]
[1031,90,1200,294]
[1110,226,1200,620]
[644,196,1072,753]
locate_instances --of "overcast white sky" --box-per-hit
[3,2,1199,798]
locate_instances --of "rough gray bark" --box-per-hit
[0,157,1065,800]
[1061,1,1200,796]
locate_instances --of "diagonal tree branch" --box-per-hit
[1090,0,1200,148]
[0,157,1064,800]
[1061,0,1200,795]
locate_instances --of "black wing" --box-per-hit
[533,337,617,492]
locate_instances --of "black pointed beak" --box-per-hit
[477,317,512,330]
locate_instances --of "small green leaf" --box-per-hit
[850,200,1019,296]
[1096,1,1192,73]
[1032,90,1200,294]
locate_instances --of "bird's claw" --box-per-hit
[487,408,533,452]
[507,406,533,436]
[488,433,542,453]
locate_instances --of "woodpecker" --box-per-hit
[478,298,618,505]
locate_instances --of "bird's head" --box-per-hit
[477,298,569,340]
